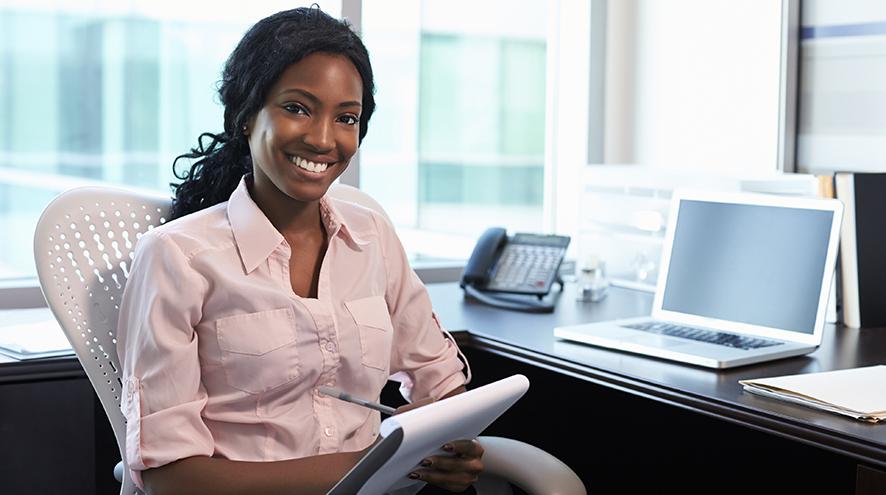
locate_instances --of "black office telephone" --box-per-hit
[459,227,570,313]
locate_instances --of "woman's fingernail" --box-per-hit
[442,444,453,452]
[420,458,431,467]
[408,472,420,479]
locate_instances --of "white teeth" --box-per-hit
[291,155,329,173]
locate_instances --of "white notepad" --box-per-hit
[329,374,530,495]
[740,365,886,422]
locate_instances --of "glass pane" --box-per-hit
[360,0,547,260]
[0,1,340,279]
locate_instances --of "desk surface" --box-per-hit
[4,283,884,469]
[427,282,886,468]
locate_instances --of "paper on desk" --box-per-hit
[740,365,886,423]
[0,319,73,359]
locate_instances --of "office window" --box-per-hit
[0,1,340,280]
[796,1,886,173]
[359,0,548,261]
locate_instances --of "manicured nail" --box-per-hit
[420,458,431,467]
[409,472,420,479]
[442,443,453,452]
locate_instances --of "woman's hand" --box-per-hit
[408,439,484,492]
[395,388,483,492]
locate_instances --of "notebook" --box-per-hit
[555,190,843,369]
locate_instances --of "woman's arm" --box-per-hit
[441,386,466,399]
[142,449,367,495]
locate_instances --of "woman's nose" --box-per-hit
[304,118,334,151]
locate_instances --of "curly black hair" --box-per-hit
[169,6,375,220]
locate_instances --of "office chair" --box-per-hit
[33,184,586,495]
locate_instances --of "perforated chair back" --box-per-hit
[34,186,171,495]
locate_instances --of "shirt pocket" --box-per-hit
[345,295,394,371]
[215,308,300,394]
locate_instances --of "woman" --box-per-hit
[117,7,482,494]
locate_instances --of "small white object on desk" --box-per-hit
[739,365,886,423]
[0,308,73,360]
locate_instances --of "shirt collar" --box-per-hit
[227,177,285,274]
[227,177,369,274]
[320,194,370,248]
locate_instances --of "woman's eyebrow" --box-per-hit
[279,88,362,109]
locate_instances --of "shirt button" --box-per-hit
[324,427,334,437]
[325,342,336,352]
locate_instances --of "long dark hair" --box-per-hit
[169,7,376,220]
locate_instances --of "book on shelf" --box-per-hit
[834,172,886,328]
[815,173,839,324]
[740,365,886,423]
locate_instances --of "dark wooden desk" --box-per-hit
[426,282,886,494]
[0,357,120,495]
[3,283,884,494]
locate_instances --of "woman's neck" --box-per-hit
[247,177,324,237]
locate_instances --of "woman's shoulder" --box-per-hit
[138,202,231,258]
[326,196,392,238]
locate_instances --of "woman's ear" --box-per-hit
[242,115,257,137]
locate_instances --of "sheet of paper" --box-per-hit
[740,365,886,416]
[0,319,71,355]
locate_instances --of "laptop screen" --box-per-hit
[661,199,834,335]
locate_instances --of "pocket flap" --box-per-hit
[345,296,393,331]
[216,308,296,355]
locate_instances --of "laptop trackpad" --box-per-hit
[623,334,690,348]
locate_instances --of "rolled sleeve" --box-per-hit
[375,214,468,402]
[117,231,214,486]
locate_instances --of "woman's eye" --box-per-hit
[339,115,359,126]
[283,104,307,115]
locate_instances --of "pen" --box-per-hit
[318,386,398,416]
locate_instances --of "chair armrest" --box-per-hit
[477,436,587,495]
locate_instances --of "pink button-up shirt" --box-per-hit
[117,178,468,487]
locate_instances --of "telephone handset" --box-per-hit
[460,227,570,313]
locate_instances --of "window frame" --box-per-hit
[3,0,592,304]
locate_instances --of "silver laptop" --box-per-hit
[555,190,843,369]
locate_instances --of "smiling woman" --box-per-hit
[115,6,479,495]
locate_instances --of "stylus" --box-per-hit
[318,386,398,415]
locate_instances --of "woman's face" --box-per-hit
[247,52,363,205]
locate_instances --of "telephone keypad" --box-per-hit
[487,242,566,293]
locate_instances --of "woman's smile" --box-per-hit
[287,153,335,174]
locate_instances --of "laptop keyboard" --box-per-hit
[622,322,783,350]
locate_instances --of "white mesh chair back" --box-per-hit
[34,186,171,495]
